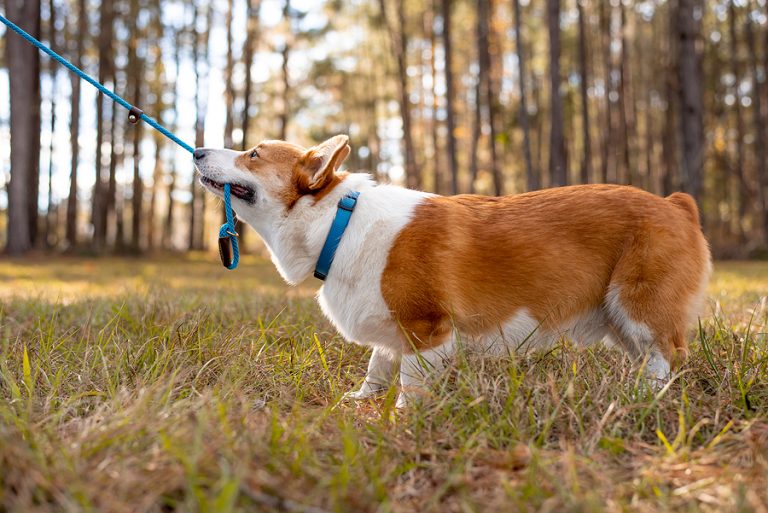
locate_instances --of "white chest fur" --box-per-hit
[316,184,430,353]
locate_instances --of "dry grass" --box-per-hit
[1,255,767,512]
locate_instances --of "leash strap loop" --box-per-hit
[218,184,240,270]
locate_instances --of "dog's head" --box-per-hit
[193,134,352,226]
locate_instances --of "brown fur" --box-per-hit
[380,184,710,364]
[235,138,350,209]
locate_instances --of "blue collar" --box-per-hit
[314,191,361,280]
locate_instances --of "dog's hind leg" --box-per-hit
[344,347,400,400]
[397,336,455,408]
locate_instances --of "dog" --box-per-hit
[194,134,712,407]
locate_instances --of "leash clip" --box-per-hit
[128,106,143,124]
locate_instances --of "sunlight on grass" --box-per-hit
[1,257,767,512]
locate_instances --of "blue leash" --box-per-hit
[0,12,239,269]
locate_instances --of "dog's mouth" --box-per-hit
[200,176,256,203]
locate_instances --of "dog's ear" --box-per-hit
[299,135,351,191]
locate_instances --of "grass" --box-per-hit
[1,254,767,512]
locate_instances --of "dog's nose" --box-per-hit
[193,148,208,161]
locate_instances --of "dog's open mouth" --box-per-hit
[200,176,256,203]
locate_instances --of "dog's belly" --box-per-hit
[465,307,612,355]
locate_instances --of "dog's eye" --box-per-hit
[249,149,259,159]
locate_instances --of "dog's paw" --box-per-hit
[343,384,387,401]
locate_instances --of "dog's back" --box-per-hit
[380,184,711,372]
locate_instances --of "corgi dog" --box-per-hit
[194,135,712,407]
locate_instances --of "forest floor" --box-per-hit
[1,255,767,513]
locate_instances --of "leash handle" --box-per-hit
[218,184,240,270]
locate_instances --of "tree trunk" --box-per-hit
[66,0,86,248]
[165,31,183,248]
[278,0,291,141]
[745,1,768,241]
[441,0,458,193]
[513,0,536,191]
[106,97,120,247]
[675,0,705,202]
[128,0,143,253]
[547,0,566,187]
[478,0,501,195]
[224,0,236,148]
[598,0,612,183]
[4,0,41,255]
[241,0,262,149]
[429,0,441,193]
[576,0,591,184]
[147,141,163,251]
[661,2,678,196]
[92,0,115,251]
[728,0,749,242]
[44,0,58,248]
[189,4,212,251]
[379,0,419,188]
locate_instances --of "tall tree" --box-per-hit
[278,0,292,140]
[44,0,58,248]
[745,1,768,240]
[513,0,537,191]
[241,0,262,149]
[477,0,502,194]
[379,0,419,188]
[92,0,116,250]
[728,0,749,241]
[4,0,41,255]
[66,0,86,247]
[428,0,442,193]
[547,0,566,186]
[189,3,212,251]
[164,30,183,248]
[224,0,236,148]
[675,0,705,202]
[127,0,143,253]
[576,0,592,184]
[441,0,458,193]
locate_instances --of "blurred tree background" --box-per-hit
[0,0,767,258]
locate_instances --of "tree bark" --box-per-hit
[189,4,212,251]
[429,0,441,193]
[379,0,419,188]
[728,0,749,241]
[441,0,458,193]
[547,0,566,187]
[745,1,768,241]
[66,0,86,248]
[577,0,591,184]
[241,0,262,150]
[513,0,537,191]
[128,0,143,253]
[278,0,291,141]
[4,0,41,255]
[478,0,501,194]
[92,0,115,250]
[44,0,58,248]
[598,0,612,183]
[675,0,705,202]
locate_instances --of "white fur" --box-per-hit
[398,337,455,408]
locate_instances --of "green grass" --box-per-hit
[1,255,767,512]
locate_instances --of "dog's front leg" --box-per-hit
[344,347,399,400]
[397,339,455,408]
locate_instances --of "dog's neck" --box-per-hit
[249,173,376,285]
